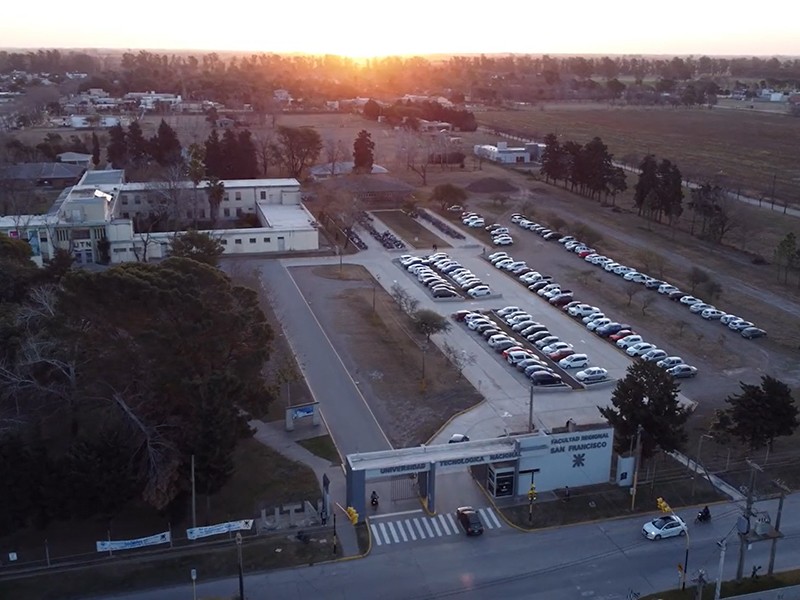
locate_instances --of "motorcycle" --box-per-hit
[695,510,711,524]
[371,494,379,507]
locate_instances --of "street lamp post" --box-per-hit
[528,382,534,433]
[691,434,713,498]
[235,533,244,600]
[190,568,197,600]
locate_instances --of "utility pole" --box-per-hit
[191,454,197,530]
[714,539,726,600]
[768,479,790,575]
[528,383,534,433]
[630,425,643,511]
[736,459,761,580]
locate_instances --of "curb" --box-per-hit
[424,399,488,445]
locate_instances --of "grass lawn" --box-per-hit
[297,435,341,464]
[0,530,337,600]
[643,569,800,599]
[373,209,450,249]
[477,106,800,206]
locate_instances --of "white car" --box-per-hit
[668,364,699,378]
[587,317,612,332]
[623,272,647,282]
[576,367,608,383]
[559,354,589,369]
[488,334,513,348]
[468,286,492,298]
[656,356,684,369]
[497,306,521,317]
[679,295,702,306]
[542,342,572,355]
[570,304,600,317]
[506,350,535,365]
[558,235,576,244]
[494,258,514,269]
[690,302,715,314]
[613,266,635,276]
[503,261,527,271]
[627,342,657,357]
[641,349,668,362]
[520,272,542,283]
[701,308,725,320]
[642,515,687,540]
[582,312,605,324]
[616,334,643,349]
[493,236,514,246]
[720,314,741,326]
[488,251,509,260]
[467,318,493,330]
[658,284,679,295]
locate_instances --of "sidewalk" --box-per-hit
[249,419,361,557]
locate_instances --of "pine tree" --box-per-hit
[204,129,223,178]
[236,129,259,178]
[352,130,375,174]
[106,124,127,169]
[126,121,149,168]
[91,132,101,167]
[150,119,183,166]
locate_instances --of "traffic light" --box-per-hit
[346,506,359,525]
[656,497,672,513]
[528,484,537,501]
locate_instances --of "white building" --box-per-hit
[473,141,546,164]
[0,171,319,267]
[124,92,183,111]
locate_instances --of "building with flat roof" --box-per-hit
[0,171,319,267]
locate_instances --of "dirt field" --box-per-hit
[289,264,482,447]
[476,106,800,205]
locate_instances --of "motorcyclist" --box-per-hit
[700,506,711,521]
[371,490,379,504]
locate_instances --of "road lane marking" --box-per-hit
[447,513,459,534]
[431,518,442,537]
[372,509,424,519]
[379,522,391,544]
[423,518,434,537]
[414,518,427,539]
[438,514,451,535]
[370,524,382,546]
[396,521,408,542]
[477,508,494,529]
[387,521,400,543]
[404,520,417,540]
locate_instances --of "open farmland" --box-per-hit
[477,106,800,206]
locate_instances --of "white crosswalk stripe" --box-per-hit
[370,508,503,546]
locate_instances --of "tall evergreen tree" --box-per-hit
[235,129,259,178]
[220,129,239,179]
[352,130,375,174]
[634,154,659,216]
[106,124,127,169]
[204,129,223,178]
[150,119,183,167]
[126,121,149,168]
[91,132,101,167]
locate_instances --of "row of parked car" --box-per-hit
[408,208,465,240]
[486,247,699,380]
[511,214,563,241]
[452,310,566,387]
[548,230,767,340]
[484,223,515,246]
[399,253,493,298]
[356,212,407,250]
[461,212,486,228]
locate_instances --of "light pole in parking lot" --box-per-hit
[691,433,714,498]
[373,275,380,311]
[528,382,534,433]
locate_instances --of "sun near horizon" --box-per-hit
[1,1,799,58]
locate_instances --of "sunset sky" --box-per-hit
[2,1,798,58]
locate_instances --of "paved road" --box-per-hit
[250,260,391,455]
[97,494,800,600]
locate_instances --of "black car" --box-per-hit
[456,507,484,536]
[529,280,551,292]
[433,289,458,298]
[530,372,563,386]
[596,323,631,337]
[741,327,767,339]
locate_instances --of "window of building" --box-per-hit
[121,197,129,205]
[260,191,266,200]
[39,235,48,243]
[134,195,141,205]
[235,207,243,216]
[200,209,206,218]
[235,191,242,201]
[264,237,271,243]
[122,212,130,219]
[223,208,230,217]
[249,238,256,243]
[220,239,228,245]
[234,239,242,245]
[224,194,229,202]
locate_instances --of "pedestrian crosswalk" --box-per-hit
[369,508,503,546]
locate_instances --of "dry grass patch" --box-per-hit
[372,210,450,249]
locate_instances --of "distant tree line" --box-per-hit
[363,99,478,132]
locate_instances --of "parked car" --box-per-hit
[542,341,572,354]
[641,349,668,363]
[582,311,606,324]
[525,364,554,377]
[517,358,546,371]
[549,348,575,361]
[720,314,741,326]
[433,289,458,298]
[550,293,575,307]
[569,304,600,317]
[679,295,702,306]
[520,324,548,336]
[645,279,666,289]
[456,506,484,536]
[530,372,563,386]
[667,364,698,378]
[587,317,612,332]
[527,331,553,343]
[493,236,514,246]
[609,329,636,342]
[626,342,657,357]
[656,356,684,369]
[741,327,767,339]
[658,284,680,295]
[497,306,521,317]
[576,367,608,383]
[535,336,560,349]
[701,308,726,320]
[616,335,644,349]
[488,335,514,348]
[642,515,687,540]
[728,320,755,331]
[493,340,518,353]
[689,302,715,314]
[468,285,492,298]
[512,320,539,332]
[559,354,590,369]
[596,323,631,337]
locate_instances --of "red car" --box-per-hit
[578,249,594,258]
[610,330,636,342]
[549,348,576,361]
[502,346,526,358]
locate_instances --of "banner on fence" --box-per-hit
[186,519,254,540]
[96,531,171,553]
